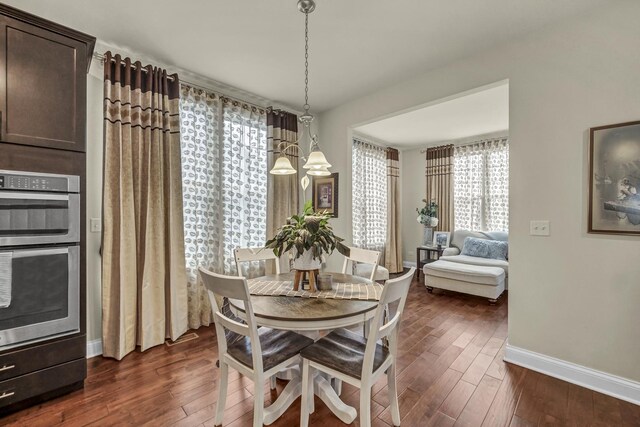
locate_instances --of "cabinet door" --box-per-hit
[0,16,87,152]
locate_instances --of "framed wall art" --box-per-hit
[312,173,339,217]
[589,120,640,235]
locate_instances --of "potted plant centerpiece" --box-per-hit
[417,199,439,245]
[266,201,349,289]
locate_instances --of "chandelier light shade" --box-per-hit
[307,167,331,176]
[270,156,297,175]
[303,149,332,170]
[268,0,333,189]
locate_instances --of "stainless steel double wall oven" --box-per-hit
[0,170,81,349]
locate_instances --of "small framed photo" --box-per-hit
[589,120,640,235]
[433,231,451,248]
[312,173,339,217]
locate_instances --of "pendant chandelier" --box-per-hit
[269,0,332,189]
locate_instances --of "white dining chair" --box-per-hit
[299,267,416,427]
[341,247,381,281]
[199,267,313,427]
[234,247,281,277]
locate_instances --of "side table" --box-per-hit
[416,246,444,281]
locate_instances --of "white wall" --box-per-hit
[400,146,426,263]
[85,62,104,343]
[319,1,640,382]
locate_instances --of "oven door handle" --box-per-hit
[0,192,70,201]
[6,247,71,258]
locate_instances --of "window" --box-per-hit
[454,138,509,231]
[352,138,387,252]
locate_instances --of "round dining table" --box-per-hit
[229,272,379,425]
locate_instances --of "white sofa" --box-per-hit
[424,230,508,302]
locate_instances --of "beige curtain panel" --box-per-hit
[102,52,188,360]
[266,110,298,236]
[425,144,454,232]
[385,148,403,273]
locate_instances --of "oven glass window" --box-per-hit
[0,198,70,236]
[0,252,69,330]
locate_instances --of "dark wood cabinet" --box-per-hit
[0,4,94,416]
[0,5,94,152]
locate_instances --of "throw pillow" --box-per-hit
[461,237,508,261]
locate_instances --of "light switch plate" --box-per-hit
[90,218,102,233]
[530,220,550,236]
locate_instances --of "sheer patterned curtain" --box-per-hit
[352,138,387,256]
[221,104,268,275]
[180,85,267,329]
[454,138,509,232]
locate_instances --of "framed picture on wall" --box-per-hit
[312,173,339,217]
[589,120,640,235]
[433,231,451,248]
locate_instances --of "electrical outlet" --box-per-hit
[530,220,550,236]
[90,218,102,233]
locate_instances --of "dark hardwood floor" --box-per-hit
[2,279,638,426]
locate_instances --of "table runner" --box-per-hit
[248,279,383,301]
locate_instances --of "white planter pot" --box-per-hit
[292,249,322,270]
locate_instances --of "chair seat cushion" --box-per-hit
[355,264,390,281]
[423,260,504,286]
[227,328,314,371]
[439,254,509,276]
[300,328,389,380]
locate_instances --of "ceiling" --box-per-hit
[5,0,608,112]
[355,83,509,148]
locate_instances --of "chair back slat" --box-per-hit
[234,247,280,276]
[362,268,415,378]
[341,247,381,281]
[200,267,250,301]
[214,311,250,336]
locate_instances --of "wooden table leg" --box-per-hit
[293,270,301,291]
[309,270,317,292]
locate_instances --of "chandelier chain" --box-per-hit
[303,11,310,113]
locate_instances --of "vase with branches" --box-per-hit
[416,199,439,245]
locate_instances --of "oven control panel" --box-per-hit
[0,171,78,193]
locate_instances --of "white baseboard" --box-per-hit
[505,344,640,405]
[86,338,103,359]
[403,261,417,268]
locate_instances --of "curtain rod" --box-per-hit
[353,135,393,151]
[93,52,282,115]
[420,136,508,153]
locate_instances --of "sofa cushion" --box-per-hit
[440,254,508,276]
[450,230,489,251]
[424,260,504,286]
[461,237,508,261]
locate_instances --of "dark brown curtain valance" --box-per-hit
[267,108,299,134]
[104,51,180,99]
[426,144,454,161]
[387,147,399,161]
[425,144,454,232]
